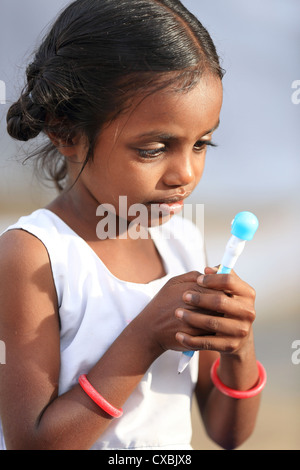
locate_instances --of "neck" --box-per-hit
[46,187,150,243]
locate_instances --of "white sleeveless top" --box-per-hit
[0,209,206,450]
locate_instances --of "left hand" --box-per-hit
[175,266,256,357]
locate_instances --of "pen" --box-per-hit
[177,211,259,374]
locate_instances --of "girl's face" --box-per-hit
[70,75,223,226]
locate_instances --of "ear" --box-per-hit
[47,131,85,158]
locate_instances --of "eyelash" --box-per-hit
[137,141,217,159]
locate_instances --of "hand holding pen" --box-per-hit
[177,212,259,373]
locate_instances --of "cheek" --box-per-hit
[200,157,206,177]
[194,154,206,181]
[122,163,156,192]
[104,165,153,205]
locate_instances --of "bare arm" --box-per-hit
[0,230,206,449]
[0,230,162,449]
[176,268,261,450]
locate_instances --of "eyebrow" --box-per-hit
[204,119,220,135]
[135,120,220,141]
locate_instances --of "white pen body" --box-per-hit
[220,235,246,270]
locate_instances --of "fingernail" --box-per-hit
[184,293,192,302]
[197,275,204,284]
[176,333,185,343]
[175,309,184,319]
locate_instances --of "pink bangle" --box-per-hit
[210,357,267,399]
[78,374,123,418]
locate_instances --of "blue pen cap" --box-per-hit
[231,211,259,241]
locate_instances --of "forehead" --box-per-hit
[100,76,223,144]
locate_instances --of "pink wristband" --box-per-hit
[210,357,267,399]
[78,374,123,418]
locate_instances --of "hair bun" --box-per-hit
[6,95,45,142]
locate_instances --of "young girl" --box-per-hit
[0,0,265,450]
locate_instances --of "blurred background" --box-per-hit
[0,0,299,450]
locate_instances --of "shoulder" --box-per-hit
[0,227,50,271]
[0,208,71,279]
[0,228,57,311]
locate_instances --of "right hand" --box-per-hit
[136,270,224,355]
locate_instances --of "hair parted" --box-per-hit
[6,0,224,191]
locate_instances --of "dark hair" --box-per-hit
[7,0,224,191]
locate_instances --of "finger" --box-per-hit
[204,266,218,274]
[168,270,202,286]
[175,309,247,336]
[197,271,256,299]
[182,290,256,321]
[175,331,240,354]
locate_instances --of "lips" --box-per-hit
[149,190,191,205]
[149,197,185,215]
[158,200,184,214]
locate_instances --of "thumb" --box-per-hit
[205,266,238,277]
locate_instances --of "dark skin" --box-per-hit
[0,78,260,449]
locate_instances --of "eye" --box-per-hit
[137,146,166,159]
[194,140,217,152]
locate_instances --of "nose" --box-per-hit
[163,151,196,188]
